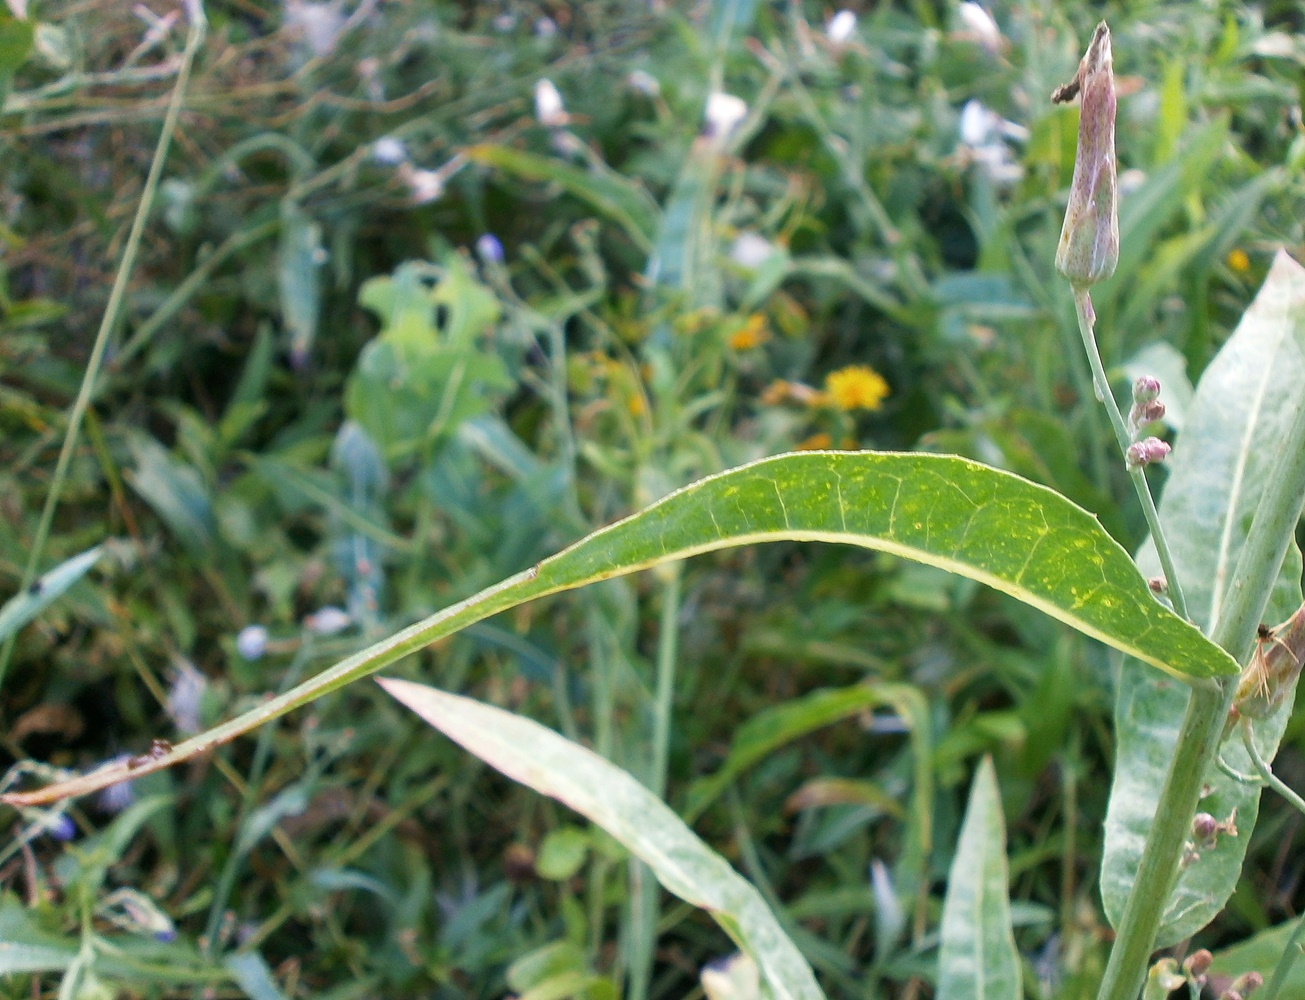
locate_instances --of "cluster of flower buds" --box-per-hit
[1124,375,1170,468]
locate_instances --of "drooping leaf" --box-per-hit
[1101,251,1305,946]
[937,757,1021,1000]
[378,678,826,1000]
[5,450,1236,807]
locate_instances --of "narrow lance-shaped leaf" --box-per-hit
[0,544,102,643]
[378,678,826,1000]
[937,756,1022,1000]
[1101,251,1305,945]
[3,451,1237,807]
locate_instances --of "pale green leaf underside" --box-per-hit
[4,451,1235,807]
[938,757,1021,1000]
[378,678,825,1000]
[1102,251,1305,945]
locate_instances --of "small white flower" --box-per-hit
[826,10,857,44]
[534,16,557,38]
[958,2,1002,52]
[372,136,407,165]
[1119,168,1147,196]
[284,0,345,58]
[959,99,995,146]
[236,625,269,661]
[167,660,206,734]
[305,606,352,636]
[704,92,747,140]
[626,70,660,97]
[534,78,567,127]
[730,232,777,269]
[399,164,445,204]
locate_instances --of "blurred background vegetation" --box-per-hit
[1,0,1304,996]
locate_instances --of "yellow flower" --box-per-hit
[727,314,770,351]
[1227,248,1251,273]
[824,365,890,412]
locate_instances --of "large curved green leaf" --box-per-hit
[3,451,1235,806]
[378,679,825,1000]
[1101,251,1305,946]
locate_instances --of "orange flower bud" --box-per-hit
[1053,23,1119,288]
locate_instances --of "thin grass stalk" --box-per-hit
[0,3,208,692]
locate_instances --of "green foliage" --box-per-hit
[2,0,1305,998]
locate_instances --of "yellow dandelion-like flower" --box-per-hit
[727,314,770,351]
[824,365,890,412]
[1227,248,1251,273]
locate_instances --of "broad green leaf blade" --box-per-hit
[937,757,1021,1000]
[5,451,1235,807]
[0,544,102,643]
[378,678,826,1000]
[1102,251,1305,946]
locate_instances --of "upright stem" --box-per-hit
[1094,679,1231,1000]
[628,563,683,1000]
[1096,357,1305,1000]
[0,6,207,693]
[1072,289,1189,621]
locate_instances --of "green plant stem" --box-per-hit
[1095,679,1231,1000]
[1097,357,1305,1000]
[628,563,683,1000]
[0,5,206,696]
[1072,288,1189,621]
[1241,719,1305,815]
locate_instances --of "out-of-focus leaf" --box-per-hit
[277,200,323,365]
[0,12,33,74]
[937,756,1021,1000]
[225,950,291,1000]
[0,544,102,642]
[1209,918,1305,997]
[465,144,657,251]
[126,436,215,553]
[380,679,826,1000]
[1101,251,1305,946]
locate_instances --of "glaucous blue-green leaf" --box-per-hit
[937,757,1021,1000]
[378,678,826,1000]
[5,450,1235,807]
[1102,251,1305,946]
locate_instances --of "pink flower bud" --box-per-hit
[1132,375,1161,403]
[1125,436,1170,469]
[1053,23,1119,288]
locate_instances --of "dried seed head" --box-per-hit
[1231,603,1305,723]
[1054,23,1119,288]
